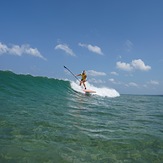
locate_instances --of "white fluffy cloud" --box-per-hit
[116,61,133,71]
[87,70,106,76]
[0,42,46,60]
[131,59,151,71]
[116,59,151,71]
[0,42,8,54]
[55,44,75,56]
[79,43,103,55]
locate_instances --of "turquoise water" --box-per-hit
[0,70,163,162]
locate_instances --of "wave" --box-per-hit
[0,70,70,96]
[0,70,120,98]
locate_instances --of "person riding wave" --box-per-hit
[77,70,87,89]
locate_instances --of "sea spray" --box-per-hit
[70,81,120,97]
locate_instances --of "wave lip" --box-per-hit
[70,81,120,98]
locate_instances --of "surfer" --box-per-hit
[77,70,87,89]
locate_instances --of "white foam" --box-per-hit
[70,81,120,98]
[70,81,84,93]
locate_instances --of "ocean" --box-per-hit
[0,70,163,163]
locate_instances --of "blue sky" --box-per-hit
[0,0,163,95]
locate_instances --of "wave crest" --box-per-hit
[70,81,120,98]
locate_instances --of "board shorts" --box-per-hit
[81,79,86,82]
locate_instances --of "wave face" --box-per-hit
[1,70,162,162]
[0,70,120,99]
[0,70,70,97]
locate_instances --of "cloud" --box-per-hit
[124,40,133,52]
[0,42,46,60]
[116,61,133,71]
[117,55,122,59]
[143,80,159,89]
[79,43,103,55]
[0,42,8,54]
[55,44,75,56]
[109,78,121,84]
[87,70,106,76]
[109,78,115,83]
[126,82,139,87]
[116,59,151,72]
[110,71,119,76]
[148,80,159,85]
[89,78,105,84]
[131,59,151,71]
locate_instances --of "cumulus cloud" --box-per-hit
[131,59,151,71]
[116,61,133,71]
[0,42,8,54]
[55,44,75,56]
[87,70,106,76]
[79,43,103,55]
[116,59,151,72]
[0,42,46,60]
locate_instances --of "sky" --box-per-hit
[0,0,163,95]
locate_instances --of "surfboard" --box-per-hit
[83,89,96,93]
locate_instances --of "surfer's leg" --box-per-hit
[83,82,86,89]
[79,80,82,86]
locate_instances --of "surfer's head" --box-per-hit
[83,70,86,74]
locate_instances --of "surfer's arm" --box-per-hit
[76,74,81,76]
